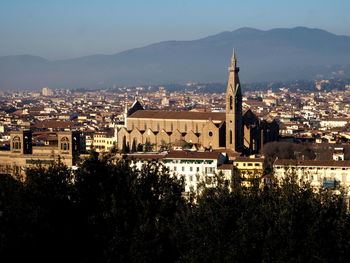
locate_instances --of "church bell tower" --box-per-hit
[226,50,243,152]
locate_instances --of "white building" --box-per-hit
[320,118,349,128]
[274,159,350,194]
[128,151,228,195]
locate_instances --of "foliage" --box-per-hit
[143,139,155,152]
[122,136,130,153]
[131,139,137,152]
[0,153,350,262]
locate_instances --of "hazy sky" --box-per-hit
[1,0,349,60]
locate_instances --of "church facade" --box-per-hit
[118,52,279,155]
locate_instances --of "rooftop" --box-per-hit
[128,110,225,121]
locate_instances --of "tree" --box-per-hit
[122,136,128,154]
[1,153,350,263]
[131,139,137,152]
[144,139,154,152]
[137,143,143,152]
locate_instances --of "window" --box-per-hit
[12,136,21,150]
[229,130,232,144]
[229,96,233,110]
[208,131,213,137]
[190,167,193,172]
[182,166,185,172]
[196,167,200,172]
[60,137,70,151]
[255,163,260,167]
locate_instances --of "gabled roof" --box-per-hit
[127,100,144,117]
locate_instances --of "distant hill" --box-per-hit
[1,26,350,90]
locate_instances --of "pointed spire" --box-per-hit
[231,48,237,67]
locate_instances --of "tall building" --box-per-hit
[42,87,53,96]
[226,51,243,152]
[118,51,279,156]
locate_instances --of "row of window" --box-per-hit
[94,140,114,144]
[165,159,214,164]
[177,174,216,183]
[171,166,215,173]
[238,163,261,167]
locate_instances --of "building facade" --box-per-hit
[274,159,350,194]
[0,130,81,176]
[128,150,265,195]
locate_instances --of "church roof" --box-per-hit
[127,100,144,116]
[128,110,225,121]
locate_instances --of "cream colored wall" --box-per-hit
[274,165,350,190]
[125,117,222,151]
[128,118,209,133]
[0,150,73,176]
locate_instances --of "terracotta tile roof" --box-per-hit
[32,120,75,129]
[274,159,350,167]
[234,157,265,162]
[218,164,233,170]
[165,150,221,159]
[128,110,225,121]
[127,153,166,160]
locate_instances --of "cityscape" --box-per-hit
[1,0,350,262]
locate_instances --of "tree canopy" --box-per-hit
[0,153,350,262]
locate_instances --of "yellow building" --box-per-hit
[88,130,117,153]
[233,156,265,188]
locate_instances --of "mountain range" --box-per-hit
[1,26,350,90]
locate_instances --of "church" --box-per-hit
[117,51,279,156]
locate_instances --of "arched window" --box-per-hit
[229,130,233,144]
[229,96,233,110]
[13,136,21,150]
[60,137,70,151]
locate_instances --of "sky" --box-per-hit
[1,0,349,60]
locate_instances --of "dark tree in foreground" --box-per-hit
[0,152,350,263]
